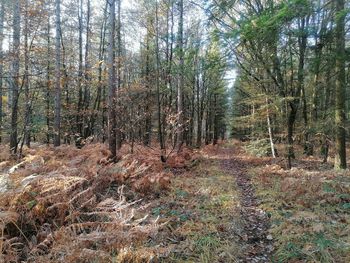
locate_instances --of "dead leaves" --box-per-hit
[0,142,201,262]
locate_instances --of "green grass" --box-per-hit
[151,159,242,262]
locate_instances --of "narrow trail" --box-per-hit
[219,144,273,263]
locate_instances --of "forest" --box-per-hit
[0,0,349,262]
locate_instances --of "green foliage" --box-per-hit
[240,0,311,42]
[245,138,271,157]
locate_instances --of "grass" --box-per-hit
[148,158,242,262]
[249,160,350,263]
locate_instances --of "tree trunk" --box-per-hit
[298,17,312,156]
[155,1,166,162]
[0,0,4,144]
[23,0,31,148]
[54,0,62,147]
[196,74,202,147]
[108,0,117,158]
[10,0,21,154]
[334,0,346,169]
[46,10,51,144]
[91,2,107,139]
[116,0,122,149]
[266,97,276,158]
[176,0,184,151]
[213,94,218,145]
[287,103,297,169]
[83,0,91,138]
[77,0,83,135]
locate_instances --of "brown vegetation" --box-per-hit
[0,143,199,262]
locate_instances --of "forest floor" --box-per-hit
[0,140,349,262]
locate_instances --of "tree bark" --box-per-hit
[176,0,184,151]
[77,0,83,135]
[116,0,122,149]
[46,13,51,145]
[54,0,62,147]
[0,0,4,144]
[334,0,346,169]
[108,0,117,158]
[83,0,91,138]
[10,0,21,154]
[23,0,30,148]
[266,97,276,158]
[155,1,166,161]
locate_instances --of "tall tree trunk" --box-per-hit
[83,0,91,138]
[334,0,346,169]
[91,2,107,139]
[155,1,166,161]
[116,0,122,149]
[143,27,151,146]
[46,13,51,144]
[298,17,312,155]
[10,0,21,154]
[77,0,83,135]
[266,97,276,158]
[213,94,218,145]
[176,0,184,151]
[23,0,30,148]
[54,0,62,147]
[287,104,297,169]
[0,0,4,144]
[196,74,202,147]
[108,0,117,158]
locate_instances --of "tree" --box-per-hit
[23,0,30,149]
[334,0,346,169]
[54,0,62,147]
[0,0,4,144]
[10,0,21,154]
[108,0,117,159]
[176,0,184,151]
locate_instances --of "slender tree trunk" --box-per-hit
[287,105,297,169]
[54,0,61,147]
[334,0,346,169]
[0,0,4,144]
[24,0,30,148]
[266,97,276,158]
[91,2,107,139]
[312,39,322,122]
[77,0,83,135]
[196,74,202,147]
[155,1,166,161]
[213,94,218,145]
[297,17,312,155]
[46,15,51,144]
[83,0,91,138]
[176,0,184,151]
[10,0,21,154]
[108,0,117,158]
[116,0,122,149]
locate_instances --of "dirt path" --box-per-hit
[219,144,273,262]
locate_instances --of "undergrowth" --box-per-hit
[147,149,243,262]
[250,156,350,262]
[0,143,199,262]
